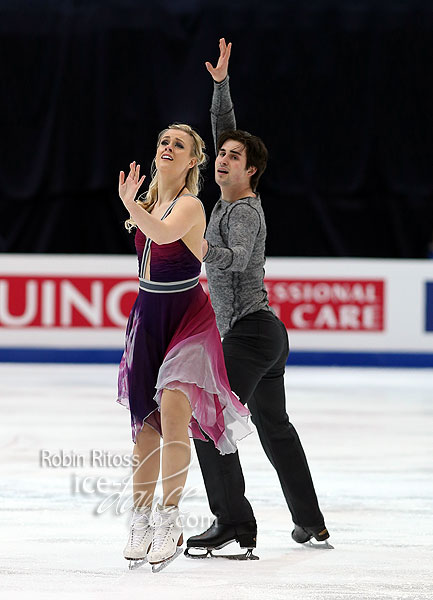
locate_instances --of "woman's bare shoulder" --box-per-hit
[175,192,205,216]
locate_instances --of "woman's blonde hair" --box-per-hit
[125,123,207,232]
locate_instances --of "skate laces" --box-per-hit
[130,509,151,547]
[151,509,179,553]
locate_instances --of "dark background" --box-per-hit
[1,0,433,258]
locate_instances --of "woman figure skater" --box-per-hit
[117,123,251,572]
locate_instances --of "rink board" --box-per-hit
[1,254,432,366]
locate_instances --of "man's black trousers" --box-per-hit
[194,309,324,528]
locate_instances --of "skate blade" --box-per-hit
[303,540,334,550]
[183,538,232,559]
[183,548,212,559]
[127,557,148,570]
[150,547,183,573]
[184,548,259,561]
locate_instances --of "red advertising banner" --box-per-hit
[0,276,138,328]
[0,275,384,332]
[266,279,385,331]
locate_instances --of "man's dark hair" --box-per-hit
[217,129,268,192]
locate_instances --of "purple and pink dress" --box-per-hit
[117,194,251,454]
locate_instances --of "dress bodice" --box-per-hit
[135,228,201,283]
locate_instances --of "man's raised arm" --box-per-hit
[205,38,236,153]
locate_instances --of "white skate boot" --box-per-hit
[147,504,183,573]
[123,505,153,570]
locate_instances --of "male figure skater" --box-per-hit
[186,40,330,556]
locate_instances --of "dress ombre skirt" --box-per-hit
[117,223,251,455]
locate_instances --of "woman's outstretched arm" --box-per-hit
[119,162,202,244]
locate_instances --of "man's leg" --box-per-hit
[247,317,326,531]
[194,314,275,523]
[193,437,254,524]
[187,313,275,549]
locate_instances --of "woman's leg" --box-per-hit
[133,424,161,508]
[160,389,192,507]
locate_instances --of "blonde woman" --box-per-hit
[117,124,251,572]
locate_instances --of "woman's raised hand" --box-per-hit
[119,161,146,207]
[205,38,232,83]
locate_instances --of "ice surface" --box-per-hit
[1,364,433,600]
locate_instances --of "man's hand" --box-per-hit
[205,38,232,83]
[202,238,209,258]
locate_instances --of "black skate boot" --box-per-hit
[292,524,333,549]
[184,519,259,560]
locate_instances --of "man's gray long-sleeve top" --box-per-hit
[203,77,273,337]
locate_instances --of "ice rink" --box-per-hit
[1,363,432,600]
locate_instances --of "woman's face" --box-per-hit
[155,129,197,178]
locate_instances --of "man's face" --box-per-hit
[215,139,252,189]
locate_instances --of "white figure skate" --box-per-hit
[147,504,183,573]
[123,505,153,570]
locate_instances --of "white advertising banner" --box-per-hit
[1,255,432,366]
